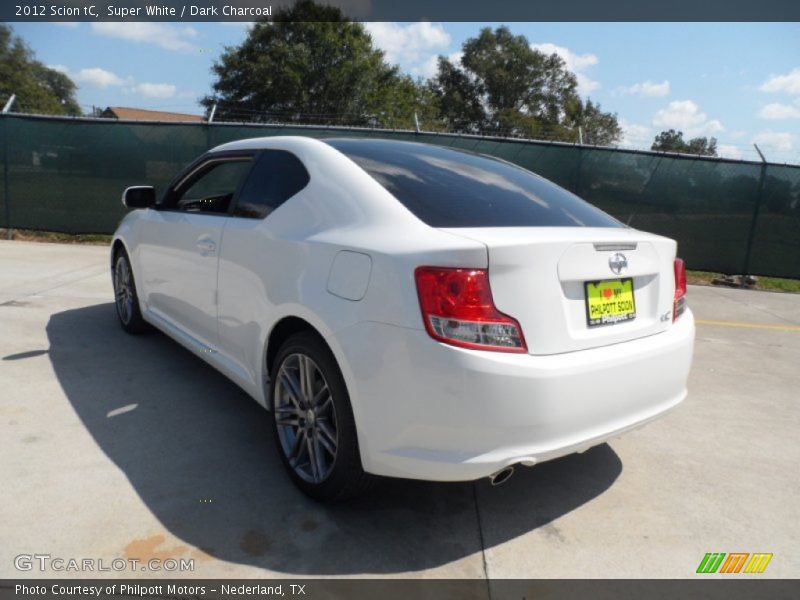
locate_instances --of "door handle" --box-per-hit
[196,239,216,254]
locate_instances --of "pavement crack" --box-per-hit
[472,482,493,600]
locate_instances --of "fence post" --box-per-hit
[574,143,584,196]
[2,116,10,240]
[205,102,217,151]
[742,144,768,278]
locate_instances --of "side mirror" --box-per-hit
[122,186,156,209]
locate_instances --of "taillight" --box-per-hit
[414,267,526,353]
[673,257,687,321]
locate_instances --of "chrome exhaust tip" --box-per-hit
[488,466,514,486]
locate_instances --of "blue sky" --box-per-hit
[11,21,800,163]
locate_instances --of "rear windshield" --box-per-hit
[324,139,621,228]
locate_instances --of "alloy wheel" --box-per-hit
[114,257,134,325]
[274,353,338,483]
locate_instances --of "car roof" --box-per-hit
[324,136,490,157]
[210,135,478,160]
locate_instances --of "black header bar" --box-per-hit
[3,0,800,22]
[2,579,800,600]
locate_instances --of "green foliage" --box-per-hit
[427,56,486,133]
[651,129,718,156]
[0,24,80,116]
[204,10,621,143]
[428,26,621,143]
[201,0,428,128]
[565,99,623,146]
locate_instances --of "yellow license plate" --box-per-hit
[585,278,636,327]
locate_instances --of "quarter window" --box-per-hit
[234,150,310,219]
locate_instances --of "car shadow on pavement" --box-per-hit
[47,303,623,575]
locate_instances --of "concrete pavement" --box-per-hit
[1,240,798,580]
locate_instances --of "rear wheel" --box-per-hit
[113,250,148,334]
[270,331,371,501]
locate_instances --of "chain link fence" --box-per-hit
[1,113,799,278]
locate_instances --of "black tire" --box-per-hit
[112,249,149,334]
[270,331,372,502]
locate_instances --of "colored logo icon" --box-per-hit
[696,552,773,574]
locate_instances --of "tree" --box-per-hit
[565,98,623,146]
[427,57,486,133]
[201,0,426,128]
[651,129,718,156]
[0,24,80,116]
[427,26,621,143]
[685,136,718,157]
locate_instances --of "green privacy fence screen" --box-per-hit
[2,113,799,278]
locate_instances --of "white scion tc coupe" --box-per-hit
[112,136,695,501]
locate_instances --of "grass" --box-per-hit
[687,270,800,293]
[0,228,112,246]
[2,228,798,293]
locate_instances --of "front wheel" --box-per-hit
[270,331,371,502]
[113,250,148,334]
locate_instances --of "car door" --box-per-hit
[216,150,311,391]
[136,154,254,349]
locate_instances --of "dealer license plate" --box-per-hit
[585,278,636,328]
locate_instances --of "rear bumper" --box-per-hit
[334,310,695,481]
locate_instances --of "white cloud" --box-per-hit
[652,100,724,137]
[447,51,463,66]
[530,42,600,95]
[412,55,441,79]
[758,103,800,120]
[48,65,128,88]
[574,73,601,94]
[90,23,199,53]
[54,22,79,28]
[365,22,452,79]
[618,80,670,97]
[759,68,800,95]
[131,83,177,99]
[365,22,450,75]
[414,51,464,78]
[717,145,743,160]
[74,67,126,89]
[530,42,598,71]
[618,119,652,148]
[753,131,794,153]
[48,64,181,101]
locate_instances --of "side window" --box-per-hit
[173,159,252,214]
[233,150,310,219]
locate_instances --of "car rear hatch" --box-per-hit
[440,227,678,355]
